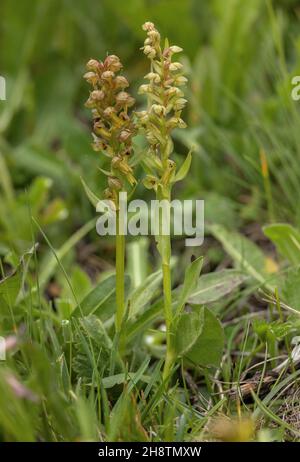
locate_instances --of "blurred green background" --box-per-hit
[1,0,300,257]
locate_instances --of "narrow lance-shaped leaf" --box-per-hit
[72,274,131,320]
[175,256,203,315]
[172,149,193,183]
[80,176,101,208]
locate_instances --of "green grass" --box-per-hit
[1,0,300,442]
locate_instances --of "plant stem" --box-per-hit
[157,186,174,381]
[115,195,125,334]
[162,257,173,381]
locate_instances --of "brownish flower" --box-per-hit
[84,55,137,203]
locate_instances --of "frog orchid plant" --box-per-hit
[136,21,193,380]
[84,23,193,380]
[84,54,137,338]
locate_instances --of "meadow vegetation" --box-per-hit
[1,0,300,442]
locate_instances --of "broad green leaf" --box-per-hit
[72,274,131,320]
[263,223,300,265]
[127,269,245,340]
[173,307,224,368]
[173,308,203,357]
[188,269,246,304]
[185,307,224,368]
[172,149,193,183]
[175,256,203,314]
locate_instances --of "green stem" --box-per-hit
[157,186,174,382]
[162,258,173,381]
[115,198,125,334]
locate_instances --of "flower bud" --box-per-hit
[165,87,183,97]
[143,45,156,59]
[93,122,111,139]
[91,109,99,119]
[83,72,98,85]
[142,22,155,32]
[122,147,132,157]
[148,30,160,42]
[174,76,188,86]
[169,62,183,71]
[167,159,176,170]
[177,118,187,128]
[101,70,115,80]
[144,72,161,83]
[119,130,132,142]
[91,90,105,101]
[92,139,107,151]
[112,157,134,178]
[173,98,187,111]
[169,46,183,54]
[138,84,151,94]
[151,104,166,116]
[127,97,136,108]
[85,97,96,109]
[104,55,123,72]
[111,156,122,169]
[114,75,129,88]
[135,110,149,124]
[167,117,187,129]
[86,59,100,72]
[146,130,158,145]
[108,176,123,191]
[116,91,135,107]
[143,175,158,190]
[103,188,114,200]
[103,106,115,117]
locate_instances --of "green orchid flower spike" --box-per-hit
[136,22,190,381]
